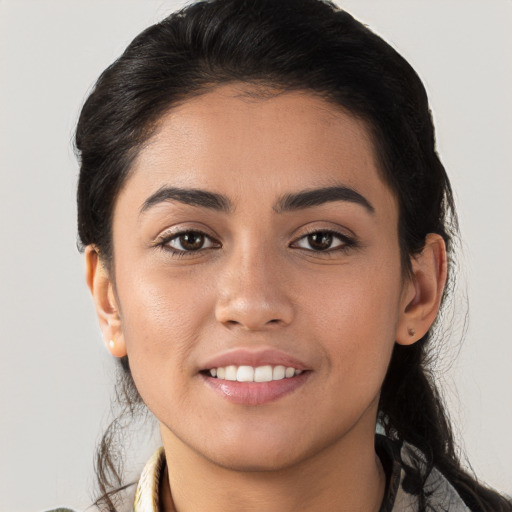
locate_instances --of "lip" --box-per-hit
[201,371,310,405]
[199,347,311,406]
[200,347,310,372]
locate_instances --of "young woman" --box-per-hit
[55,0,512,510]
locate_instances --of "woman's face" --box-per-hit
[105,84,416,471]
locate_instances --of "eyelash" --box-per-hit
[154,229,219,258]
[292,228,357,254]
[154,228,357,258]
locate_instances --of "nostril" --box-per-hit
[215,295,294,330]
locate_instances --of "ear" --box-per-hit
[396,233,448,346]
[85,245,127,358]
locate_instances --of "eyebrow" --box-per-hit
[140,186,233,214]
[274,186,375,214]
[140,185,374,215]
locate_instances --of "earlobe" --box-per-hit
[107,338,127,358]
[85,245,127,358]
[396,234,447,346]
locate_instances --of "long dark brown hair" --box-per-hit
[75,1,511,510]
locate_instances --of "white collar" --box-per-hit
[133,447,165,512]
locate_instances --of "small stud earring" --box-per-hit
[407,327,416,337]
[109,339,115,349]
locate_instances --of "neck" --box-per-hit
[159,423,386,512]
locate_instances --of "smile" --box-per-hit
[202,367,309,406]
[209,365,303,382]
[200,348,310,404]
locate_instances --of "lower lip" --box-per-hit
[201,372,310,405]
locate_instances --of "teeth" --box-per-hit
[285,367,295,378]
[272,365,285,380]
[237,365,254,382]
[207,365,303,382]
[225,365,237,381]
[254,365,272,382]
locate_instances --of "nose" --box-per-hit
[214,245,294,331]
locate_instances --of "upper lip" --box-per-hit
[200,348,310,371]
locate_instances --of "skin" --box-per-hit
[87,84,447,512]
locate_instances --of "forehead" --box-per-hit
[122,84,397,219]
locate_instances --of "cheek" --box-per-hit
[119,261,212,343]
[114,266,215,406]
[299,258,402,386]
[302,258,402,332]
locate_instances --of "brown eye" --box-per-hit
[293,230,352,252]
[165,231,218,252]
[307,232,333,251]
[178,232,205,250]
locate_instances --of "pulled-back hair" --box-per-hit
[75,1,511,510]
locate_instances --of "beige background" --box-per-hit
[1,1,511,510]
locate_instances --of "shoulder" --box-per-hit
[43,509,77,512]
[376,434,472,512]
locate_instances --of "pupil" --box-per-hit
[180,232,204,250]
[308,232,332,250]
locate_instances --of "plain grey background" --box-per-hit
[1,1,511,510]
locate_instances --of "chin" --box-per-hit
[204,446,305,473]
[197,427,328,473]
